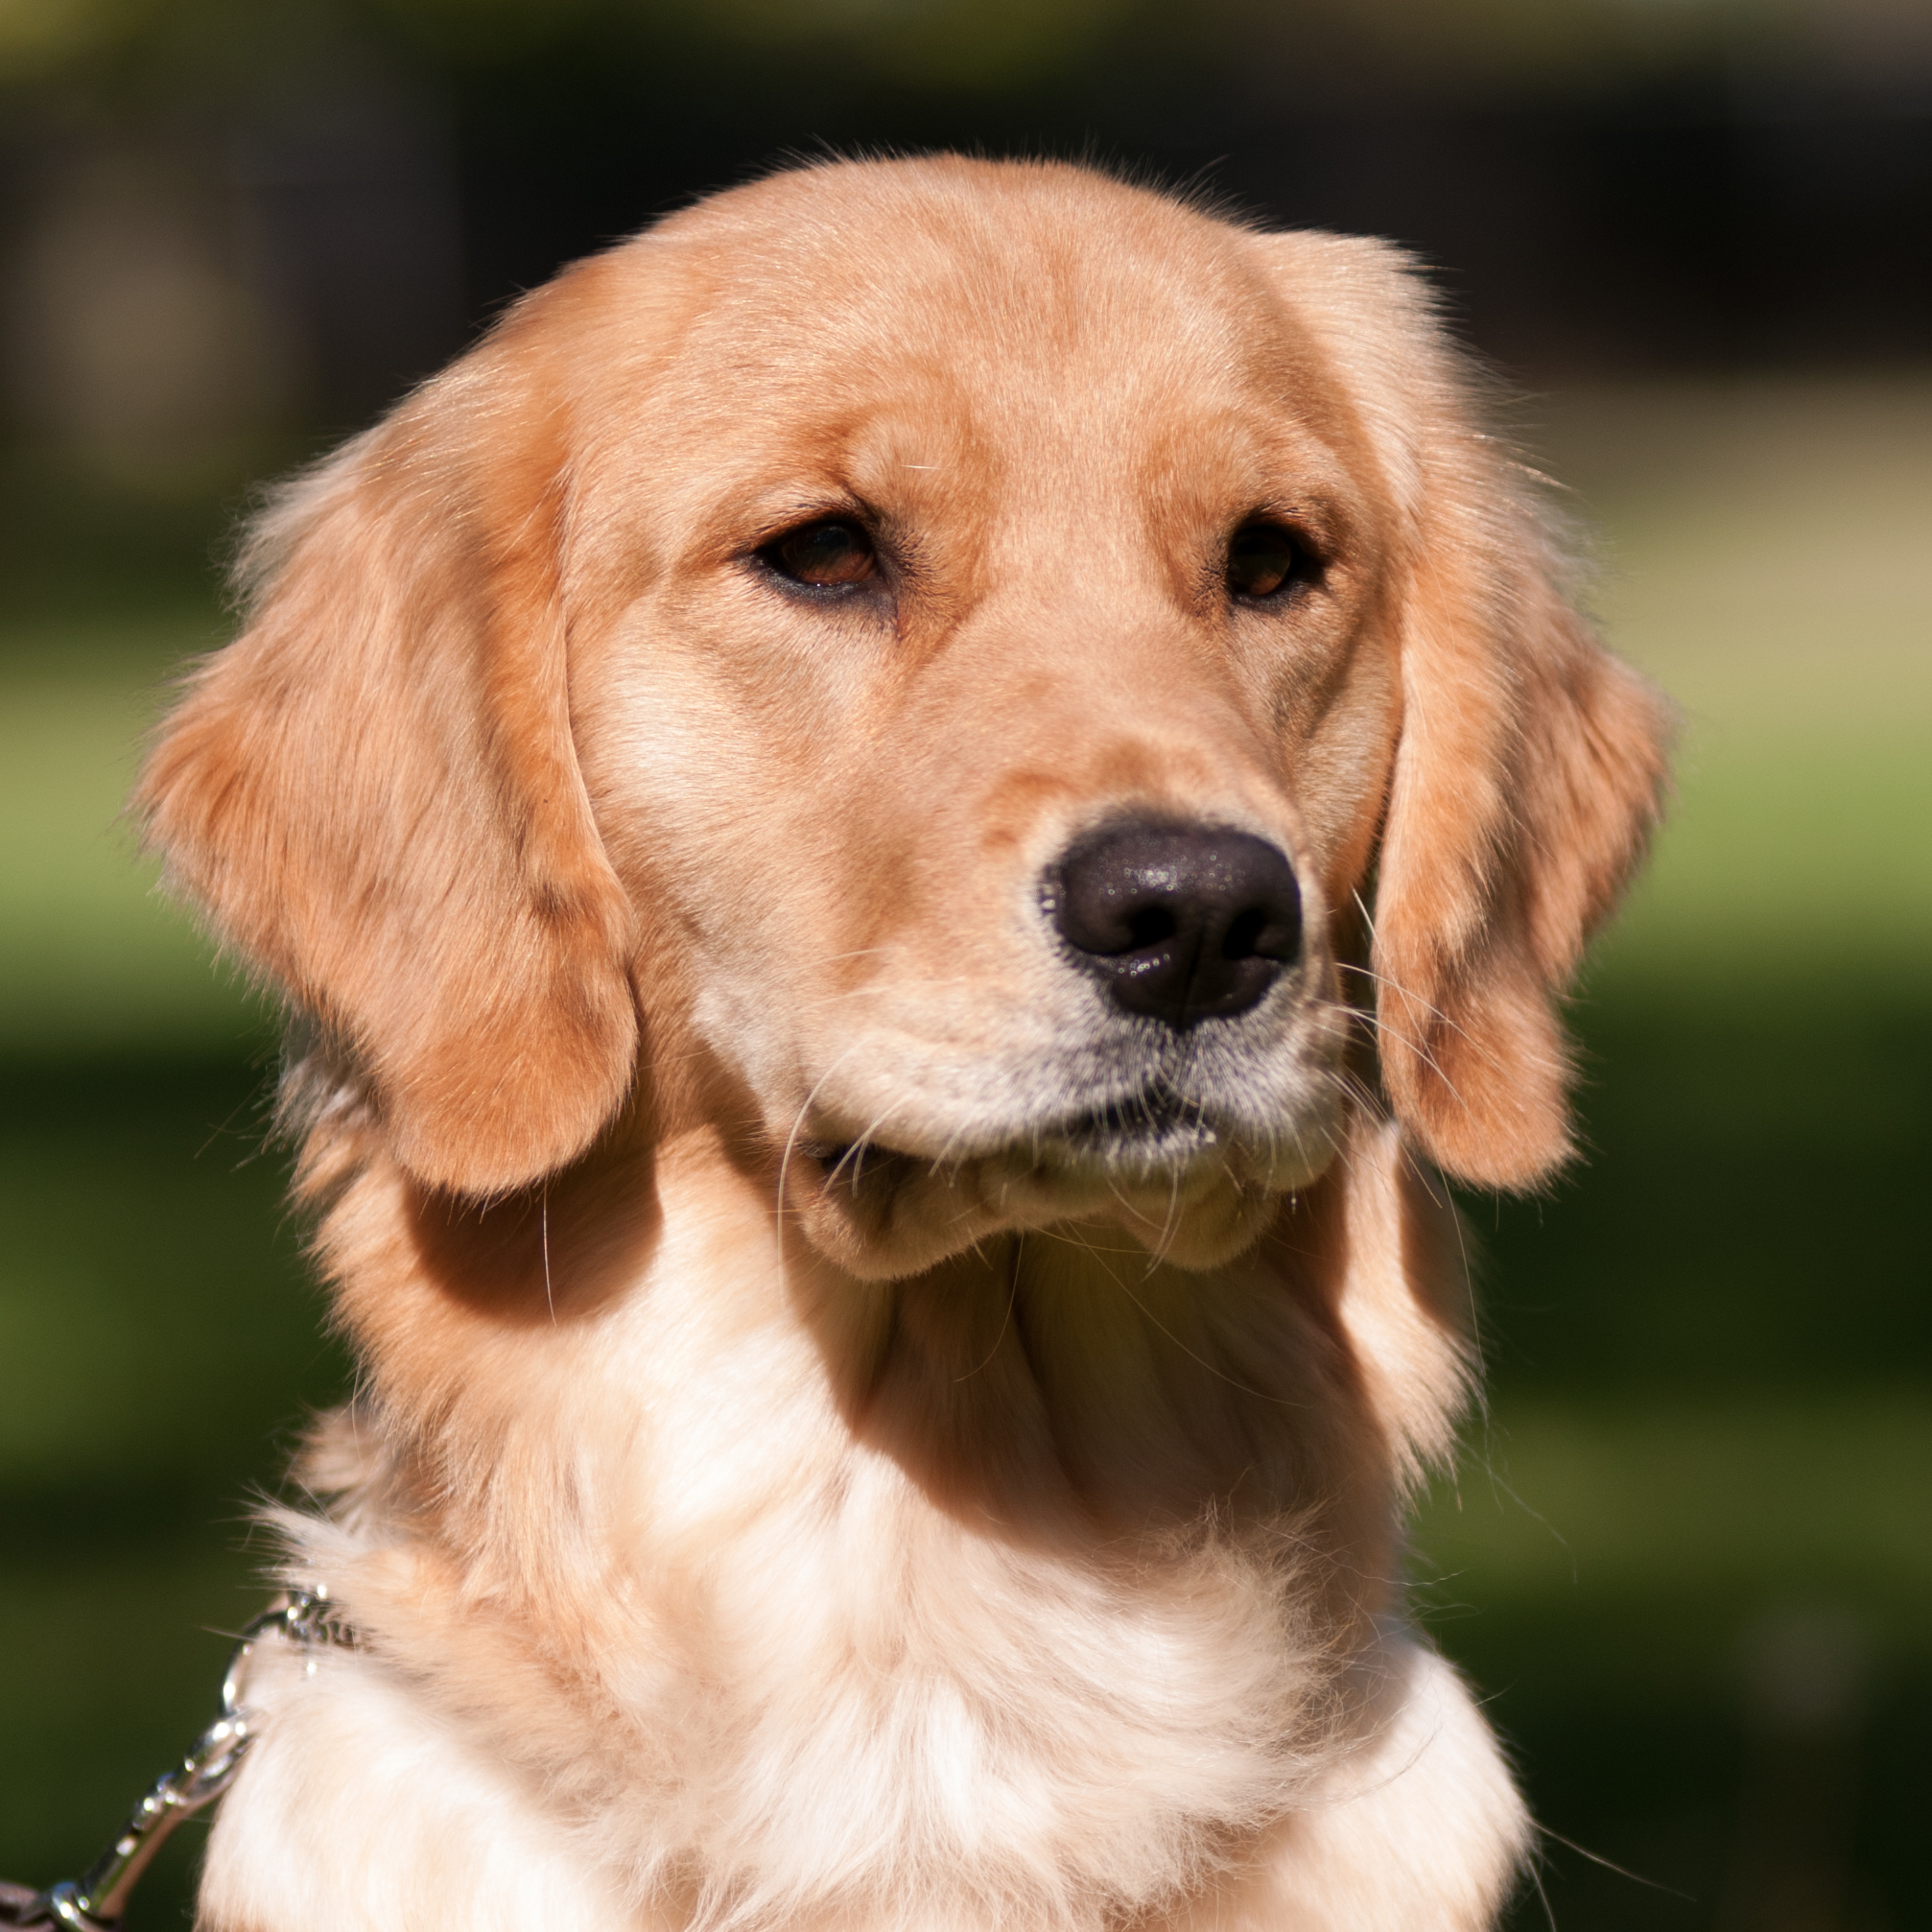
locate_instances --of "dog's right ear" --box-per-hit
[138,275,638,1198]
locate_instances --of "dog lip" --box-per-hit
[1035,1087,1209,1147]
[803,1086,1224,1178]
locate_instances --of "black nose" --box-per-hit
[1047,818,1302,1029]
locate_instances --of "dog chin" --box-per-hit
[787,1109,1343,1282]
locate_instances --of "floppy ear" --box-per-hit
[1255,231,1673,1190]
[137,285,638,1197]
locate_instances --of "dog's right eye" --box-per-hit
[1226,522,1304,601]
[764,520,877,588]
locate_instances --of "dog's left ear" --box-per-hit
[1252,231,1673,1190]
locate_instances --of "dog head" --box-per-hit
[139,156,1669,1279]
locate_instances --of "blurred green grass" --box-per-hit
[0,379,1926,1927]
[0,629,267,1055]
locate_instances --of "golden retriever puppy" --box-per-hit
[139,154,1669,1931]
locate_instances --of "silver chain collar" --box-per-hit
[1,1590,353,1931]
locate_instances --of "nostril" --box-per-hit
[1221,906,1261,960]
[1127,906,1177,949]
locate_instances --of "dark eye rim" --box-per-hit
[753,514,882,594]
[1225,516,1322,603]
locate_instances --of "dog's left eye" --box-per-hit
[1226,523,1302,600]
[765,520,877,588]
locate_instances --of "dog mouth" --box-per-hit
[780,1007,1351,1277]
[799,1081,1227,1187]
[788,1074,1322,1280]
[1025,1085,1225,1165]
[782,1043,1351,1276]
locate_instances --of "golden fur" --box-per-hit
[137,155,1670,1931]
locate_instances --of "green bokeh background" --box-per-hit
[1,361,1927,1927]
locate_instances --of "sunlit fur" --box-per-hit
[137,156,1670,1931]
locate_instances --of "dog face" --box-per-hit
[139,158,1670,1281]
[566,176,1407,1275]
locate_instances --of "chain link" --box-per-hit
[1,1590,352,1931]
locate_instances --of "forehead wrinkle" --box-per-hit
[657,191,1261,442]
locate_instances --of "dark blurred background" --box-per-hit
[1,2,1927,1927]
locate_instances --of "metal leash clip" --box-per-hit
[1,1590,349,1931]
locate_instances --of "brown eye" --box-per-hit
[1226,522,1300,600]
[768,520,876,587]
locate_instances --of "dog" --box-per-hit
[137,154,1670,1931]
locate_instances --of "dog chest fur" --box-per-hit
[200,1118,1474,1929]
